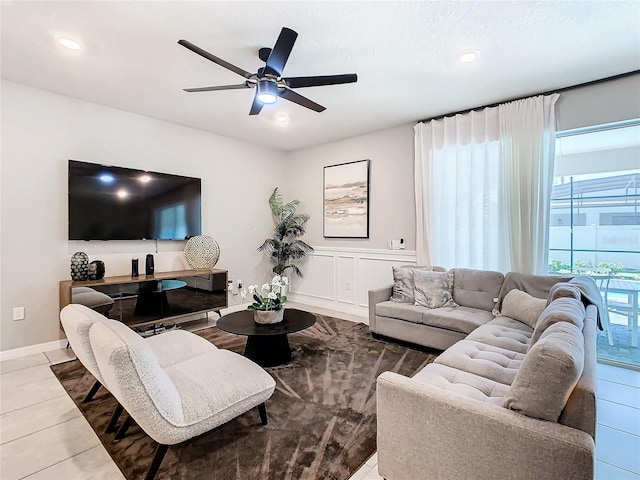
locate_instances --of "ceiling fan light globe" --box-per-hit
[257,93,277,104]
[257,80,278,104]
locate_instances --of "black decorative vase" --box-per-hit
[131,259,139,277]
[88,260,105,280]
[70,252,89,281]
[145,254,155,275]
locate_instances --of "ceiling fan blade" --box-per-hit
[178,39,252,79]
[183,83,251,92]
[249,92,264,116]
[264,27,298,77]
[279,88,326,112]
[284,73,358,89]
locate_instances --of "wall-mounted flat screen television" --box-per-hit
[68,160,201,240]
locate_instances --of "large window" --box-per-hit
[548,123,640,277]
[548,121,640,367]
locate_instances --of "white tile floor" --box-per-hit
[1,327,639,479]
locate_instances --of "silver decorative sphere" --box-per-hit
[184,235,220,269]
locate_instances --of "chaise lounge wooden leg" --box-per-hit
[258,402,268,425]
[114,414,134,440]
[145,444,169,480]
[105,403,124,434]
[83,380,102,403]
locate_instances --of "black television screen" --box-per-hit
[68,160,201,240]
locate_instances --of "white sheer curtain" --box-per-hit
[415,94,558,273]
[499,94,559,274]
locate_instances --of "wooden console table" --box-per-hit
[59,268,228,330]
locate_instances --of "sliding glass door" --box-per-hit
[549,121,640,368]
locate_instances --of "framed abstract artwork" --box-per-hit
[323,159,370,238]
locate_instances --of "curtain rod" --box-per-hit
[418,69,640,124]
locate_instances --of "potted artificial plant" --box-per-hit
[258,187,313,281]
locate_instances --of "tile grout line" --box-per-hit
[596,397,640,411]
[597,459,640,477]
[597,378,640,390]
[17,444,102,480]
[0,392,68,416]
[597,397,640,411]
[597,423,640,439]
[1,410,83,446]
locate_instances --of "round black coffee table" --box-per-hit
[217,309,316,367]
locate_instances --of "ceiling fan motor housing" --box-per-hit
[257,80,278,104]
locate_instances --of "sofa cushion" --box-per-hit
[489,316,536,334]
[413,269,457,308]
[434,339,524,385]
[376,301,429,324]
[500,289,547,328]
[530,297,585,346]
[452,268,504,312]
[412,363,507,405]
[465,318,533,354]
[504,322,584,422]
[421,306,494,335]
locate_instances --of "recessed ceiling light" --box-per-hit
[457,49,479,63]
[139,174,151,183]
[99,174,114,183]
[116,189,128,198]
[59,38,81,50]
[275,114,289,124]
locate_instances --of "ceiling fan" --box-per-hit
[178,27,358,115]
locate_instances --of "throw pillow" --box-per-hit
[500,289,547,328]
[413,270,458,309]
[529,296,585,347]
[390,266,415,303]
[504,321,584,422]
[390,266,434,303]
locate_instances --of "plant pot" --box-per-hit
[253,309,284,325]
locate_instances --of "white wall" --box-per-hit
[556,73,640,131]
[282,124,416,314]
[285,124,416,251]
[0,80,286,351]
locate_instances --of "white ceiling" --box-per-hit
[2,1,639,152]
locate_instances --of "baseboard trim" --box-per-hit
[287,293,369,322]
[0,302,360,362]
[0,339,68,362]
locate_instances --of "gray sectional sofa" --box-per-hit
[370,267,600,480]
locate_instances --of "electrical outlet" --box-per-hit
[237,279,243,290]
[13,307,25,321]
[346,281,352,291]
[227,280,234,292]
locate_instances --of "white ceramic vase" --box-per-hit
[253,308,285,324]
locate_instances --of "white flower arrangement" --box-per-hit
[242,275,289,311]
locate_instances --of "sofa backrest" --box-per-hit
[89,319,184,430]
[559,303,597,439]
[60,303,107,383]
[452,268,504,311]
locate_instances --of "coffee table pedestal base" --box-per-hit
[244,334,291,367]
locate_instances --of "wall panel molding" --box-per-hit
[289,246,417,316]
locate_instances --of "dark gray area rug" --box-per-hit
[51,315,436,480]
